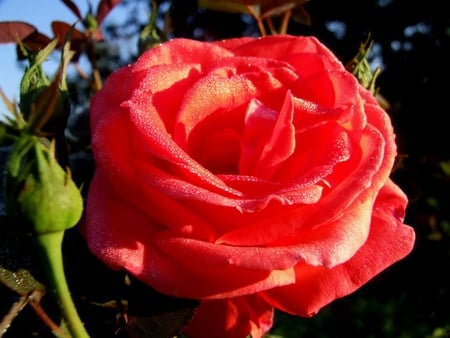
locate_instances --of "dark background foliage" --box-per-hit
[1,0,449,337]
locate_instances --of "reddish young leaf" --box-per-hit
[60,0,83,20]
[0,21,37,44]
[17,32,53,59]
[51,21,86,60]
[51,21,85,44]
[96,0,122,25]
[260,0,308,19]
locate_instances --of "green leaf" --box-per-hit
[0,87,18,117]
[345,36,381,94]
[138,1,168,54]
[17,37,74,147]
[0,87,26,133]
[59,40,75,92]
[18,39,57,120]
[0,267,45,296]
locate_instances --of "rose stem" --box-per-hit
[246,5,266,36]
[34,231,90,338]
[279,10,292,35]
[28,289,68,336]
[0,294,28,335]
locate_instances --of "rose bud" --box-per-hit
[5,134,82,234]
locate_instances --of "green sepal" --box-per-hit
[18,39,56,120]
[84,12,99,32]
[346,36,381,95]
[138,1,168,54]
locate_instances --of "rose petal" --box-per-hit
[228,35,335,67]
[130,63,202,132]
[125,97,242,198]
[87,172,296,299]
[172,56,291,148]
[216,123,385,251]
[260,179,415,317]
[272,121,352,182]
[240,91,295,178]
[213,188,374,269]
[182,295,273,338]
[133,38,235,71]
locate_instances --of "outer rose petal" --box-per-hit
[133,38,235,70]
[182,295,273,338]
[86,171,297,299]
[260,179,415,316]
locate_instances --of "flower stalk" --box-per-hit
[34,232,89,338]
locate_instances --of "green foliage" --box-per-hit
[18,39,54,121]
[346,35,381,95]
[138,1,168,54]
[3,34,82,235]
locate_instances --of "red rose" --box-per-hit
[86,35,415,338]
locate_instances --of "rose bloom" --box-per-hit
[85,35,415,338]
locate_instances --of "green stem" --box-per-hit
[35,232,90,338]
